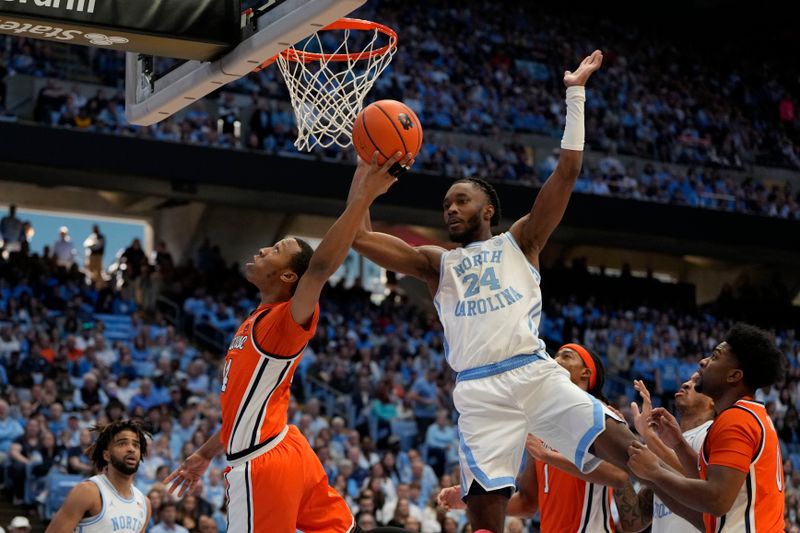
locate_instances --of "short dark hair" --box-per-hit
[160,501,177,513]
[455,177,502,226]
[724,323,786,391]
[85,419,150,471]
[289,238,315,294]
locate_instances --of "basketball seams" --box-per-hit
[374,101,409,155]
[359,110,390,161]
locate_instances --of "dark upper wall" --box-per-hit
[2,121,799,265]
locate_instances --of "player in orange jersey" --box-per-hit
[439,344,651,533]
[628,323,786,532]
[163,152,413,533]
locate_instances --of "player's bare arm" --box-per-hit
[291,151,403,324]
[165,429,222,497]
[45,481,102,533]
[628,440,747,517]
[510,50,603,270]
[139,498,152,533]
[526,434,627,489]
[614,482,653,533]
[348,156,445,291]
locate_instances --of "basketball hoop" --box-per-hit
[257,18,398,152]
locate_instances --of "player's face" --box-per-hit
[555,348,588,391]
[244,238,301,286]
[695,342,736,400]
[106,429,141,476]
[442,182,490,245]
[675,372,711,412]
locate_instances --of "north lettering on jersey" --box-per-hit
[452,250,503,277]
[110,515,143,531]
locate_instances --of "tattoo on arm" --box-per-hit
[615,483,653,532]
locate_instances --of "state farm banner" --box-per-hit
[0,0,241,60]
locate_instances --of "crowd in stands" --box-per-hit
[2,1,800,222]
[1,210,800,531]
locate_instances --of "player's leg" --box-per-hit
[290,425,354,533]
[226,433,303,532]
[454,372,529,533]
[465,484,512,532]
[519,358,636,474]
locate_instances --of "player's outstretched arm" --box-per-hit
[291,152,403,325]
[347,156,444,289]
[627,440,746,517]
[526,434,628,489]
[164,430,222,497]
[510,50,603,269]
[45,481,100,533]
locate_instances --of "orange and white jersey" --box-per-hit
[219,300,319,461]
[699,398,784,533]
[536,459,615,533]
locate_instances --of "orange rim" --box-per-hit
[256,17,397,70]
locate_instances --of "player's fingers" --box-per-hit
[381,151,403,172]
[630,402,641,417]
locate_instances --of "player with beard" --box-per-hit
[46,420,151,532]
[628,323,786,532]
[349,51,641,533]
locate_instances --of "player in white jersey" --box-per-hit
[45,420,151,533]
[628,375,715,532]
[350,50,639,533]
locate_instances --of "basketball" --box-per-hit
[351,100,424,165]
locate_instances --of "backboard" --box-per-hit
[124,0,367,126]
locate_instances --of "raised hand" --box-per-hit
[630,379,656,439]
[437,485,466,511]
[353,151,413,201]
[648,407,684,449]
[564,49,603,87]
[163,452,211,497]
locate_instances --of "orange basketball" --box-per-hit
[351,100,423,166]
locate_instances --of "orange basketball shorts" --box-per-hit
[224,425,354,533]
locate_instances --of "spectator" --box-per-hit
[8,419,41,504]
[424,409,457,477]
[82,224,105,286]
[52,226,77,269]
[66,428,93,476]
[6,516,31,533]
[150,502,189,533]
[0,205,24,255]
[408,368,439,442]
[0,399,23,462]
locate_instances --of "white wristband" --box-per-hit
[561,85,586,151]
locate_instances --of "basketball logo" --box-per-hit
[83,33,129,46]
[397,113,414,130]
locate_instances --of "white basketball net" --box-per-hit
[274,20,397,151]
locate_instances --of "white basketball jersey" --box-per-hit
[76,474,148,533]
[651,420,713,533]
[433,232,546,372]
